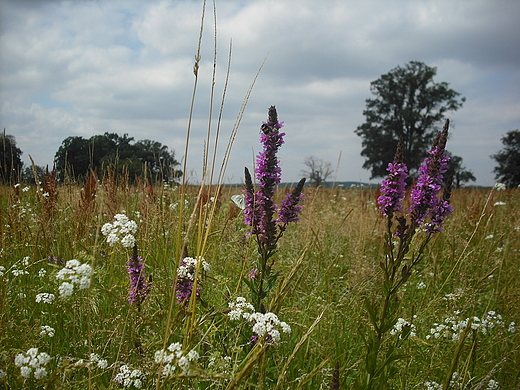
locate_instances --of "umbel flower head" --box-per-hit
[175,256,210,305]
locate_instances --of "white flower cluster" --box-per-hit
[390,317,417,339]
[177,256,211,280]
[56,259,93,297]
[494,182,506,191]
[14,348,51,380]
[114,364,145,388]
[154,342,200,377]
[424,381,443,390]
[101,214,138,248]
[228,297,255,320]
[40,325,55,338]
[89,353,108,369]
[426,311,514,341]
[227,297,291,343]
[35,292,55,304]
[0,266,5,277]
[486,379,500,390]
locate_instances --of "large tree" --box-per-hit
[491,130,520,188]
[355,61,465,179]
[1,132,23,184]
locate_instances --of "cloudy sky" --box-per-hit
[1,0,519,186]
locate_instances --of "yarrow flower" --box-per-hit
[35,293,55,304]
[228,297,291,344]
[390,317,416,339]
[101,214,138,248]
[426,310,512,341]
[113,364,144,388]
[56,259,93,297]
[154,343,200,377]
[175,256,210,305]
[14,348,51,380]
[40,325,55,338]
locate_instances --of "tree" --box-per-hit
[491,130,520,188]
[445,152,476,188]
[54,133,182,183]
[355,61,465,179]
[301,156,333,187]
[0,131,23,184]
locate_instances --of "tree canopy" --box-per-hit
[301,156,333,187]
[1,132,23,184]
[54,132,182,183]
[355,61,465,179]
[491,130,520,188]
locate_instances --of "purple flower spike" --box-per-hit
[278,178,306,225]
[409,120,452,230]
[127,245,149,310]
[378,162,408,217]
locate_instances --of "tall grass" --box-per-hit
[1,180,519,389]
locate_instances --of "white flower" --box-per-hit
[36,293,56,304]
[486,379,499,390]
[493,201,506,206]
[40,325,55,337]
[38,268,47,277]
[20,366,32,378]
[494,183,506,191]
[0,266,5,277]
[59,282,74,297]
[121,234,136,248]
[34,367,48,379]
[12,268,29,277]
[22,186,30,192]
[417,281,427,290]
[508,322,516,333]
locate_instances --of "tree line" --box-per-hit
[1,131,182,185]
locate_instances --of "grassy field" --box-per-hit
[0,177,518,389]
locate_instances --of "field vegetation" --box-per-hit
[0,173,519,389]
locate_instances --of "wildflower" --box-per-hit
[390,318,416,338]
[175,256,210,305]
[424,381,443,390]
[14,348,51,380]
[127,245,149,309]
[101,214,138,248]
[56,259,92,297]
[35,293,55,304]
[486,379,500,390]
[40,325,55,338]
[409,121,452,232]
[508,322,516,333]
[0,266,5,277]
[243,106,305,245]
[154,344,199,377]
[113,364,144,388]
[378,139,408,217]
[11,268,29,277]
[89,353,108,369]
[38,268,47,277]
[416,281,426,290]
[228,297,255,320]
[493,201,506,206]
[494,182,506,191]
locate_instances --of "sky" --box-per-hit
[1,0,519,186]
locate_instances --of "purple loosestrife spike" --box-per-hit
[278,178,306,225]
[127,244,149,309]
[425,175,453,233]
[378,139,408,218]
[255,106,285,246]
[409,119,451,229]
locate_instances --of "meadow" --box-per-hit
[0,171,519,389]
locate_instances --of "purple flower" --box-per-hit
[243,106,305,245]
[378,162,408,217]
[127,245,149,309]
[175,256,209,305]
[277,178,306,225]
[409,120,452,231]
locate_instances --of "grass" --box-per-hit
[0,181,519,389]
